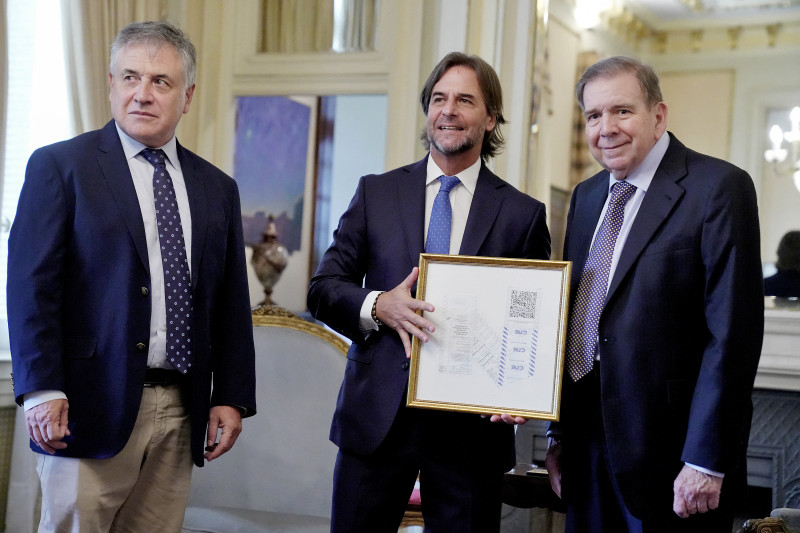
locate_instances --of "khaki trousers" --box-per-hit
[36,384,194,533]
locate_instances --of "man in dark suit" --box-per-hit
[545,56,764,532]
[307,52,550,533]
[7,21,255,532]
[764,230,800,298]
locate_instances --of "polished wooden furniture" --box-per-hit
[743,516,791,533]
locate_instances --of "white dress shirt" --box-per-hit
[591,132,668,291]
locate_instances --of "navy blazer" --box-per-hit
[558,133,764,518]
[307,156,551,467]
[8,120,256,467]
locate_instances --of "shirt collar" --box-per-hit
[115,122,180,170]
[607,132,670,193]
[425,154,481,195]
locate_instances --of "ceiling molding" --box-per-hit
[592,3,800,53]
[624,0,800,30]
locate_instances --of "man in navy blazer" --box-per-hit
[7,21,255,532]
[545,56,764,532]
[308,52,550,532]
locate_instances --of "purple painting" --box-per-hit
[233,96,311,251]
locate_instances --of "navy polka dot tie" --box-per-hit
[566,180,636,381]
[425,175,461,254]
[141,149,193,374]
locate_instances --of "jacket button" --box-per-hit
[402,360,410,370]
[140,287,149,296]
[136,343,147,352]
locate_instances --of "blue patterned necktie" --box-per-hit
[566,180,637,382]
[141,149,193,374]
[425,175,461,254]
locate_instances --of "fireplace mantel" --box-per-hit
[749,306,800,509]
[755,307,800,392]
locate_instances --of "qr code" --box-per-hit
[508,290,537,320]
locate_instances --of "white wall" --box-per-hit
[659,70,734,161]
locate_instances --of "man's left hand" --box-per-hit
[204,406,243,462]
[672,464,722,518]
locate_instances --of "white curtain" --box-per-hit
[1,3,35,525]
[334,0,377,52]
[262,0,335,53]
[0,0,7,209]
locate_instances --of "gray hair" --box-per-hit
[576,55,663,111]
[110,21,197,88]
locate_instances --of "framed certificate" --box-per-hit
[407,254,571,421]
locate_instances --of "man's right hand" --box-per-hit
[545,437,563,498]
[25,399,70,454]
[375,267,436,357]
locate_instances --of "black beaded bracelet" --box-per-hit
[372,291,386,326]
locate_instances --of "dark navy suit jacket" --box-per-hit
[557,133,764,518]
[8,120,256,467]
[764,270,800,298]
[307,156,550,469]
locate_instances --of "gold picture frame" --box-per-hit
[408,254,571,421]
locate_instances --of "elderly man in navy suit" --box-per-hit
[545,56,764,533]
[7,21,255,532]
[308,52,551,533]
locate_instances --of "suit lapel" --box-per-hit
[459,165,504,256]
[394,159,510,260]
[606,134,687,301]
[177,143,208,290]
[569,175,609,287]
[96,121,150,274]
[397,158,427,268]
